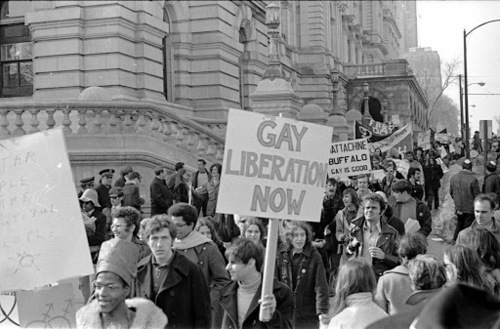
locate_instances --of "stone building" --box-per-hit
[0,0,428,214]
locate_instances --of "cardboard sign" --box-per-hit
[0,129,94,292]
[417,130,432,150]
[218,109,332,222]
[372,169,385,181]
[329,139,372,179]
[393,159,410,178]
[370,123,413,154]
[17,283,76,328]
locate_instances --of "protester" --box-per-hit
[375,191,405,236]
[327,258,388,329]
[456,227,500,296]
[114,165,133,188]
[275,221,329,328]
[111,207,151,261]
[195,217,226,261]
[456,194,500,243]
[422,154,443,210]
[78,176,95,199]
[134,215,211,329]
[450,159,481,241]
[205,163,222,217]
[150,165,174,216]
[109,187,124,214]
[375,232,427,315]
[405,151,424,187]
[169,203,230,328]
[243,217,267,256]
[76,239,167,329]
[483,161,500,200]
[390,180,432,236]
[321,177,344,280]
[191,159,211,216]
[356,174,372,201]
[414,147,425,166]
[345,193,400,279]
[80,188,107,262]
[220,238,294,329]
[444,244,492,290]
[380,162,396,198]
[407,167,424,201]
[122,172,145,212]
[334,188,360,266]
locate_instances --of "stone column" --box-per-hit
[348,38,356,64]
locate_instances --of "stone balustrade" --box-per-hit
[0,100,226,161]
[344,63,386,78]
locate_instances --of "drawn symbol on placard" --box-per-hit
[62,299,73,317]
[25,302,73,329]
[0,294,19,327]
[9,251,41,273]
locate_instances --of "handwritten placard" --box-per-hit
[218,109,332,222]
[0,129,94,292]
[17,283,76,328]
[329,138,372,179]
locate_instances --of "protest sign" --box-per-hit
[17,283,76,328]
[369,123,413,154]
[393,159,411,178]
[355,119,396,143]
[218,109,332,222]
[0,129,94,292]
[0,293,18,328]
[372,169,385,181]
[329,139,372,179]
[417,130,432,150]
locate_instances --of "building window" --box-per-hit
[0,0,33,97]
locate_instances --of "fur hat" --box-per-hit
[96,239,139,288]
[79,189,101,207]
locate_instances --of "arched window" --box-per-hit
[360,97,383,122]
[0,0,33,97]
[162,5,172,101]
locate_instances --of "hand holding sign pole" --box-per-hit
[217,109,332,322]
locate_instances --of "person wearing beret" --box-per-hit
[76,239,167,329]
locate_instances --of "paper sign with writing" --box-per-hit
[17,283,76,328]
[0,129,94,292]
[218,109,332,222]
[417,130,432,150]
[329,139,372,179]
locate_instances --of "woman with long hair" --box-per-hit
[275,221,329,328]
[444,244,492,290]
[335,188,360,266]
[243,217,266,256]
[205,163,222,216]
[327,259,387,329]
[456,227,500,296]
[196,217,226,261]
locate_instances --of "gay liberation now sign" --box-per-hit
[329,138,372,179]
[217,109,332,222]
[0,129,94,292]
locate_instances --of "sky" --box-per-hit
[416,0,500,135]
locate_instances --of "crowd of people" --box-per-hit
[74,149,500,329]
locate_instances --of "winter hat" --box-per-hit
[79,188,101,207]
[486,161,497,172]
[96,239,139,288]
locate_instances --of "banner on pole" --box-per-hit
[369,123,413,154]
[329,139,372,179]
[217,109,332,222]
[355,119,397,142]
[0,129,94,292]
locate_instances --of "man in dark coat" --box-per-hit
[191,159,211,216]
[483,161,500,200]
[346,193,400,279]
[150,166,174,216]
[134,216,211,329]
[220,238,293,329]
[95,168,114,220]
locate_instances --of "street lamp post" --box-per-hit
[463,19,500,158]
[459,75,484,143]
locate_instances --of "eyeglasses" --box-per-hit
[92,281,122,291]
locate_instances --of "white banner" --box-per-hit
[329,138,372,179]
[369,123,412,154]
[217,110,332,222]
[0,129,94,292]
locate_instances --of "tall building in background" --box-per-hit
[403,47,442,105]
[395,0,418,55]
